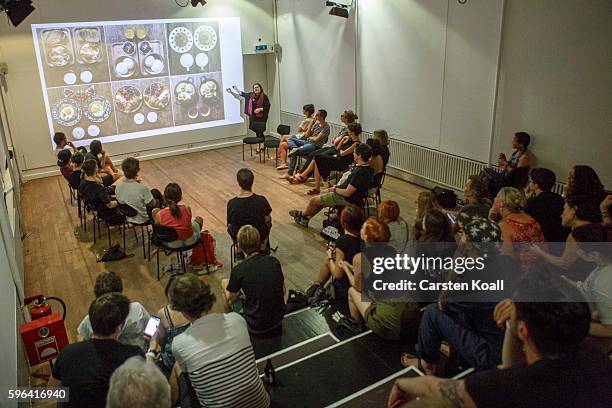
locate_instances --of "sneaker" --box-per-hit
[308,284,327,306]
[294,214,310,227]
[306,282,321,299]
[338,316,367,335]
[289,209,301,218]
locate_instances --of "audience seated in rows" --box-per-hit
[524,167,568,244]
[86,140,120,184]
[148,274,191,377]
[106,357,171,408]
[57,149,73,181]
[290,143,374,227]
[373,129,390,168]
[288,122,362,194]
[378,200,409,250]
[306,205,364,309]
[416,209,457,284]
[413,191,443,241]
[276,103,315,169]
[78,159,120,219]
[77,271,150,350]
[280,109,331,177]
[67,152,84,190]
[222,225,286,335]
[346,218,421,342]
[50,293,145,408]
[489,186,546,272]
[115,157,163,224]
[456,175,491,233]
[169,275,270,408]
[389,277,611,407]
[227,168,272,251]
[564,164,607,203]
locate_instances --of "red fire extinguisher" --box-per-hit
[20,294,69,367]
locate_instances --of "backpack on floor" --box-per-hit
[189,231,219,266]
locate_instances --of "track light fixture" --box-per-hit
[325,1,350,19]
[174,0,206,7]
[0,0,35,27]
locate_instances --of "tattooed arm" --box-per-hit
[387,376,476,408]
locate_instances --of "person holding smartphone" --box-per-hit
[227,83,271,141]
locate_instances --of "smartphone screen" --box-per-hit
[447,213,457,223]
[144,316,161,338]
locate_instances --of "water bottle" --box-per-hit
[264,358,275,385]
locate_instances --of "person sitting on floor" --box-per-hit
[169,274,270,408]
[281,109,331,177]
[222,225,286,335]
[106,356,171,408]
[306,205,365,308]
[564,165,606,203]
[227,168,272,251]
[57,148,73,181]
[378,200,409,250]
[389,278,611,408]
[67,152,84,190]
[77,271,150,351]
[49,293,145,408]
[345,217,421,342]
[480,131,532,197]
[524,167,568,244]
[289,143,373,227]
[288,122,361,194]
[78,159,120,220]
[276,103,315,169]
[115,157,163,224]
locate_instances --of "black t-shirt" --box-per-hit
[335,233,362,264]
[525,191,569,244]
[78,180,114,217]
[227,194,272,240]
[68,170,82,190]
[227,254,285,334]
[381,145,390,168]
[341,165,374,204]
[465,353,612,408]
[52,339,143,408]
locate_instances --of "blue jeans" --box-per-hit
[415,304,502,370]
[287,137,308,149]
[288,143,316,175]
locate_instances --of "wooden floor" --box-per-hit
[21,145,425,340]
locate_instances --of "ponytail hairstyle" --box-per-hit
[164,183,183,219]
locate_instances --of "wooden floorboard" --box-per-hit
[20,145,425,340]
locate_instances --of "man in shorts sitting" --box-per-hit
[290,143,373,227]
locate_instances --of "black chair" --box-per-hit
[85,202,127,249]
[364,169,387,217]
[117,203,152,260]
[263,125,290,167]
[243,121,267,161]
[151,225,209,280]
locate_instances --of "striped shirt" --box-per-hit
[172,312,269,408]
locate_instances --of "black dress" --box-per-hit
[240,91,270,138]
[315,139,358,179]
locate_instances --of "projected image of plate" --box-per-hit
[194,25,217,52]
[85,96,112,123]
[143,82,170,110]
[47,44,72,67]
[115,86,142,113]
[52,98,82,127]
[169,27,193,53]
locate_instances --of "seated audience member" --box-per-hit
[222,225,286,335]
[480,131,532,197]
[532,194,603,279]
[227,168,272,249]
[367,138,385,181]
[290,110,359,177]
[372,129,390,168]
[566,223,612,354]
[53,131,77,156]
[77,271,150,350]
[601,194,612,225]
[346,218,421,342]
[289,122,361,195]
[456,175,491,232]
[115,157,162,224]
[378,200,409,250]
[306,205,364,308]
[413,191,443,240]
[67,152,84,190]
[390,280,611,408]
[524,168,568,244]
[282,109,331,177]
[147,275,190,376]
[564,164,607,203]
[50,293,144,408]
[489,187,545,272]
[169,275,270,408]
[57,149,73,181]
[416,209,457,283]
[289,143,373,227]
[86,139,120,182]
[78,159,120,219]
[106,356,171,408]
[277,104,315,169]
[405,219,511,374]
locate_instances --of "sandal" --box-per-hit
[400,353,435,375]
[276,164,288,170]
[306,188,320,195]
[289,175,305,184]
[289,210,302,218]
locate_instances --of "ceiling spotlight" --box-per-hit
[191,0,206,6]
[0,0,35,27]
[326,1,350,19]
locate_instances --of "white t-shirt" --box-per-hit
[578,264,612,325]
[114,180,154,224]
[77,302,150,350]
[172,312,269,408]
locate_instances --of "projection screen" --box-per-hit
[31,18,244,150]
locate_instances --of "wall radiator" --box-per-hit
[279,111,566,195]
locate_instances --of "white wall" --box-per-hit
[0,0,277,179]
[493,0,612,187]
